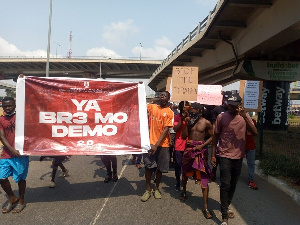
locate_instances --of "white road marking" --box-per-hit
[90,155,131,225]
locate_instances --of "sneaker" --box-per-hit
[153,189,162,199]
[180,191,187,202]
[49,181,56,188]
[248,180,258,190]
[141,190,152,202]
[59,169,69,178]
[136,164,142,169]
[104,176,112,183]
[175,184,180,191]
[113,174,118,182]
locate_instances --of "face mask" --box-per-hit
[189,112,201,126]
[5,111,16,117]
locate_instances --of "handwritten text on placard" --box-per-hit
[171,66,198,101]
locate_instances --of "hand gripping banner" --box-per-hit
[15,77,150,155]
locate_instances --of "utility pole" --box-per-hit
[67,31,73,58]
[139,43,142,60]
[46,0,52,77]
[53,42,60,58]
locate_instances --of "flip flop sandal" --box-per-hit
[202,208,213,219]
[2,201,17,214]
[12,204,26,213]
[227,209,235,218]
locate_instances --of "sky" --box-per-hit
[0,0,221,96]
[0,0,218,60]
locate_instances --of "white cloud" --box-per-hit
[102,19,139,47]
[131,36,174,60]
[86,47,121,58]
[0,37,48,57]
[155,36,173,49]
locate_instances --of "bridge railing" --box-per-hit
[0,81,16,89]
[153,0,223,77]
[0,55,163,61]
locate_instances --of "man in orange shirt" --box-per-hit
[141,91,174,202]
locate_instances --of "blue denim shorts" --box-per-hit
[0,156,29,183]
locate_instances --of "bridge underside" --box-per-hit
[0,59,161,82]
[149,0,300,91]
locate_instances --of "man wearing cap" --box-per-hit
[211,92,257,225]
[211,91,230,181]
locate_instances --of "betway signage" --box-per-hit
[238,60,300,81]
[260,81,290,130]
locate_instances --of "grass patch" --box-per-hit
[259,152,300,184]
[289,116,300,123]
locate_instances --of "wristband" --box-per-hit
[211,157,216,159]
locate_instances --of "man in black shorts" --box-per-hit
[141,91,174,202]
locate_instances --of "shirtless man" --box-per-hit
[180,102,214,219]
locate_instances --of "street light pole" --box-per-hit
[53,42,60,58]
[46,0,52,77]
[139,43,142,60]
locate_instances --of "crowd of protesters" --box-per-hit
[142,90,258,225]
[0,81,259,225]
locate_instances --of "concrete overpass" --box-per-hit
[0,58,161,81]
[0,80,15,90]
[148,0,300,91]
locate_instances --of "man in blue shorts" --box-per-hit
[0,97,29,213]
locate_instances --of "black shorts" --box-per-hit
[51,156,67,169]
[143,147,170,173]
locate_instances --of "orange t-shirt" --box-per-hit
[147,104,174,147]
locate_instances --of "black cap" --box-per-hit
[190,102,203,110]
[227,93,242,106]
[222,91,231,100]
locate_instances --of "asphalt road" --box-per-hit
[0,155,299,225]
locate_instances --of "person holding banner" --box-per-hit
[131,154,142,169]
[211,93,257,225]
[0,97,29,213]
[102,155,118,183]
[180,102,214,219]
[39,156,69,188]
[141,91,174,202]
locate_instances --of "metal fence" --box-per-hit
[256,120,300,163]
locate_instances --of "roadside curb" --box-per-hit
[243,159,300,206]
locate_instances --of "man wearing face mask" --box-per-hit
[180,102,214,219]
[211,92,257,225]
[141,91,174,202]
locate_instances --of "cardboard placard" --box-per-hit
[165,76,172,92]
[171,66,198,101]
[197,84,222,105]
[239,80,263,112]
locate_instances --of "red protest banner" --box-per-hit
[15,77,150,155]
